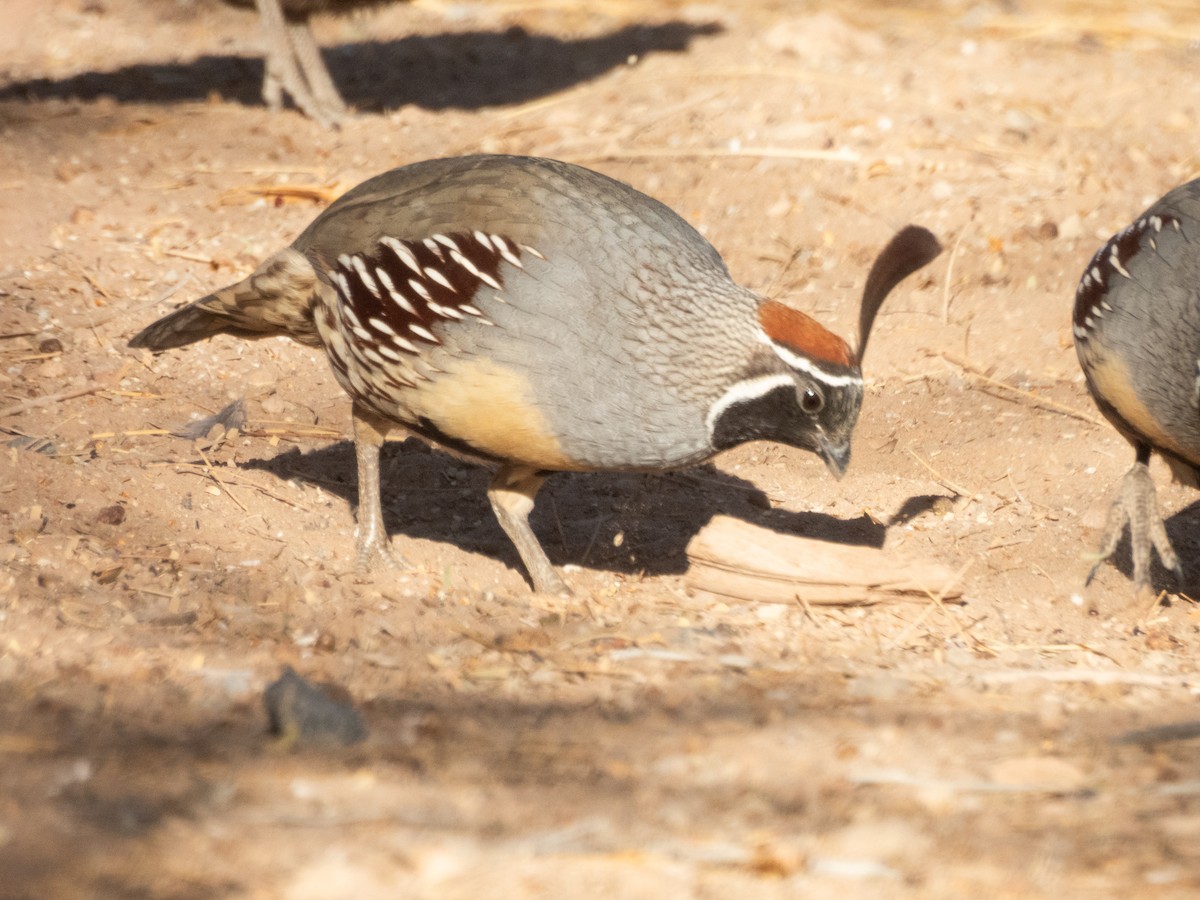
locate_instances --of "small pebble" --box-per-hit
[264,667,367,747]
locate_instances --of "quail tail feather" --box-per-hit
[130,248,322,351]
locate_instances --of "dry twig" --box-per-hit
[932,350,1105,427]
[0,384,106,419]
[904,447,978,500]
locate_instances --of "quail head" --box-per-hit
[131,154,941,594]
[1074,177,1200,591]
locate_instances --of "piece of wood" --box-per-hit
[685,515,964,606]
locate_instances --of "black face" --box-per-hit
[709,374,863,476]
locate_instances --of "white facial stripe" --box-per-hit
[705,374,796,437]
[756,329,861,388]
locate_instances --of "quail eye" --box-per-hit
[801,386,824,413]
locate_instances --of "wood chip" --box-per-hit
[685,515,964,605]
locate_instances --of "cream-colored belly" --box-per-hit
[402,357,577,470]
[1086,349,1200,465]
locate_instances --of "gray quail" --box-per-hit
[1074,178,1200,591]
[130,154,941,594]
[226,0,395,128]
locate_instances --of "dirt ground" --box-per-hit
[5,0,1200,896]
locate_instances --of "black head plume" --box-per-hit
[856,225,942,362]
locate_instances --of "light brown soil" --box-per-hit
[4,1,1200,896]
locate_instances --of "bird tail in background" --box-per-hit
[128,248,321,351]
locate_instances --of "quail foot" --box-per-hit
[131,154,940,594]
[1074,177,1200,591]
[225,0,399,128]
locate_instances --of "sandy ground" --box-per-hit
[5,0,1200,896]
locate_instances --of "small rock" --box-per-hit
[1057,213,1084,241]
[95,504,126,526]
[260,394,287,416]
[264,667,367,747]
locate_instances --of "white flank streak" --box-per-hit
[388,289,417,316]
[340,301,362,329]
[410,324,438,343]
[757,329,861,388]
[375,266,396,294]
[461,304,484,317]
[1090,266,1102,283]
[425,267,454,291]
[432,233,460,253]
[368,316,397,336]
[429,302,464,320]
[352,325,372,342]
[393,336,419,354]
[408,279,433,302]
[1108,248,1132,279]
[332,271,352,300]
[521,243,546,260]
[473,230,493,250]
[382,237,423,276]
[350,256,380,297]
[423,238,445,260]
[377,344,403,362]
[705,374,796,437]
[492,234,523,268]
[451,249,502,289]
[363,346,385,366]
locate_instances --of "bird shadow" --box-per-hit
[241,438,887,583]
[1091,498,1200,598]
[0,21,722,116]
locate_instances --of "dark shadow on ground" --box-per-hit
[0,665,1058,898]
[243,437,889,585]
[0,22,722,118]
[1093,498,1200,598]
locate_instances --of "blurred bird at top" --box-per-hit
[226,0,395,128]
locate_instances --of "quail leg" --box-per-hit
[488,463,570,595]
[253,0,346,129]
[285,17,351,122]
[1087,458,1183,590]
[352,403,405,570]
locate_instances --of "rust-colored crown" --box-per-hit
[757,299,854,370]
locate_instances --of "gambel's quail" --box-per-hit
[226,0,393,128]
[1074,178,1200,590]
[131,154,941,594]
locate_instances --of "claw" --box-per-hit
[355,528,406,573]
[1089,461,1182,590]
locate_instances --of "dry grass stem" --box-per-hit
[904,447,977,499]
[194,448,248,512]
[941,226,969,324]
[933,350,1105,427]
[0,384,107,419]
